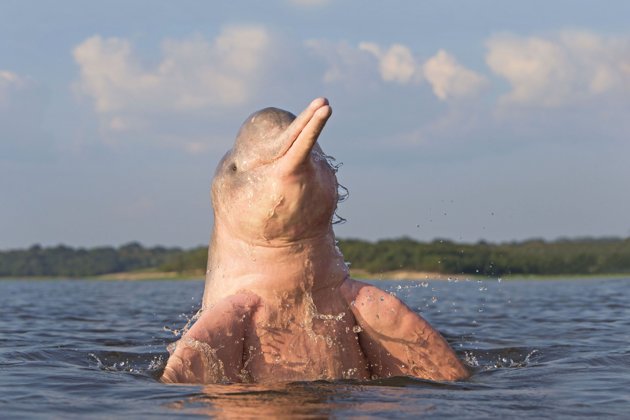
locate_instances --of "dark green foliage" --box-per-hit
[2,237,630,277]
[337,236,630,276]
[0,242,186,277]
[158,246,207,273]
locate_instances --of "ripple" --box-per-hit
[2,278,630,418]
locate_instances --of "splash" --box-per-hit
[315,311,346,321]
[315,150,348,225]
[463,348,540,371]
[171,337,230,383]
[89,352,163,376]
[163,308,203,338]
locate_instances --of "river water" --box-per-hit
[1,277,628,418]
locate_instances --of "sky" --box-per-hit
[2,0,630,249]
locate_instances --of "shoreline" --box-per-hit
[2,269,628,281]
[349,269,471,281]
[97,270,205,281]
[99,269,477,281]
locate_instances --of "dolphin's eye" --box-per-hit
[230,163,238,172]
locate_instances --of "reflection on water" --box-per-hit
[1,278,629,417]
[177,382,355,418]
[184,380,452,418]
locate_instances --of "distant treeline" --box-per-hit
[1,237,630,278]
[0,242,186,277]
[340,237,630,276]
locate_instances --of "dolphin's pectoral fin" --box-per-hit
[161,292,261,384]
[340,278,470,382]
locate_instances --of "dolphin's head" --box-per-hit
[211,98,338,244]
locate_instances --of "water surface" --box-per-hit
[1,277,629,418]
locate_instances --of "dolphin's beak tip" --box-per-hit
[312,97,329,108]
[317,104,332,119]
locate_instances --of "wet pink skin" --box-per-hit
[161,98,470,384]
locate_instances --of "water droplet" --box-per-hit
[325,336,334,348]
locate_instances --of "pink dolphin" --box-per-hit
[162,98,470,383]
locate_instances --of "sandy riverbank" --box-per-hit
[349,269,470,281]
[95,269,469,281]
[97,270,204,281]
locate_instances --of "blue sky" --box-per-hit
[2,0,630,248]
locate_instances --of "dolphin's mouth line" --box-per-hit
[269,98,331,170]
[249,126,315,171]
[273,123,313,164]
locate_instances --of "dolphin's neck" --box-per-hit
[202,225,349,308]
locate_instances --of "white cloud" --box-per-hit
[0,70,27,107]
[72,25,275,153]
[0,70,23,87]
[306,40,487,101]
[287,0,330,6]
[309,40,484,101]
[73,25,272,115]
[305,39,379,87]
[486,30,630,107]
[423,50,487,101]
[359,42,423,85]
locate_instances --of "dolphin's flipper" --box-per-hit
[161,292,260,384]
[340,279,470,381]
